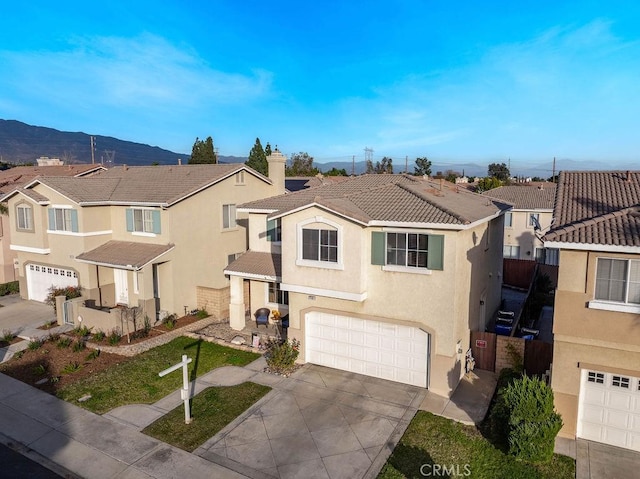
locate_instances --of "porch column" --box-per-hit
[229,275,245,330]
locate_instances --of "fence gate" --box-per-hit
[524,340,553,376]
[62,300,74,325]
[470,331,497,372]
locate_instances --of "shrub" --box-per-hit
[85,349,100,361]
[1,329,14,343]
[56,337,72,349]
[143,315,152,336]
[163,314,177,330]
[505,342,524,374]
[92,330,105,342]
[107,328,122,345]
[491,375,563,463]
[61,362,82,374]
[27,339,44,351]
[265,338,300,375]
[196,309,209,319]
[45,285,82,312]
[0,281,19,296]
[72,340,86,352]
[73,324,92,337]
[12,350,24,359]
[47,332,61,342]
[32,363,47,375]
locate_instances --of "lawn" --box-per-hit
[378,412,575,479]
[143,382,271,452]
[58,336,260,414]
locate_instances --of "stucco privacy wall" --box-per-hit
[495,335,525,373]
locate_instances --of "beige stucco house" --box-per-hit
[543,170,640,452]
[1,160,285,331]
[483,183,558,264]
[225,175,509,397]
[0,164,105,284]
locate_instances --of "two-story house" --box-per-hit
[483,183,558,264]
[543,170,640,452]
[225,175,509,397]
[0,164,106,283]
[0,159,285,331]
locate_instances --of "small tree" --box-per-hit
[246,137,268,175]
[475,176,502,192]
[189,136,217,164]
[45,285,82,313]
[324,167,348,176]
[488,162,510,181]
[491,375,563,463]
[414,156,432,176]
[286,152,319,176]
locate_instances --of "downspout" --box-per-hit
[97,265,102,307]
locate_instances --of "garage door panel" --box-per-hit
[579,369,640,452]
[306,312,429,388]
[26,263,78,302]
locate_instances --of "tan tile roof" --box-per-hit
[75,241,174,270]
[0,164,105,197]
[543,171,640,246]
[17,164,268,206]
[241,174,508,226]
[483,183,556,210]
[224,251,281,279]
[16,189,49,203]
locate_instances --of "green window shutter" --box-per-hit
[126,208,134,232]
[70,210,79,233]
[152,210,161,234]
[371,231,386,265]
[48,208,55,230]
[427,234,444,270]
[266,218,276,241]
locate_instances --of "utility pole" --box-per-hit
[405,156,408,174]
[90,136,96,164]
[351,155,355,176]
[364,147,373,172]
[552,157,556,182]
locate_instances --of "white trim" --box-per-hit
[132,231,157,238]
[50,204,73,209]
[543,241,640,254]
[74,259,136,271]
[382,265,433,275]
[237,207,278,214]
[47,230,113,237]
[133,271,139,294]
[280,283,367,302]
[588,300,640,314]
[81,201,168,207]
[296,216,344,270]
[223,270,279,282]
[10,245,50,254]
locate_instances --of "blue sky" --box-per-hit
[2,1,639,172]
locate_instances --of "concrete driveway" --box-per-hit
[195,364,427,479]
[576,440,640,479]
[0,294,56,336]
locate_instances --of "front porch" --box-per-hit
[198,312,286,349]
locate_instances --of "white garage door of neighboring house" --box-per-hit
[26,264,78,302]
[578,369,640,452]
[305,312,430,388]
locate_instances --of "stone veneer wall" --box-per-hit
[495,335,525,373]
[196,286,230,319]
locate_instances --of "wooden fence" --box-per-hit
[470,330,552,376]
[503,258,537,289]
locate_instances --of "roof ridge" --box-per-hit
[397,182,472,224]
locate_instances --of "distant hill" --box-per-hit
[0,119,245,166]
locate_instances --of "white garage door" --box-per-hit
[305,312,429,388]
[578,369,640,451]
[26,264,79,302]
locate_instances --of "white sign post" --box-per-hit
[158,354,193,424]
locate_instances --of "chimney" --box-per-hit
[627,170,631,182]
[178,158,182,166]
[439,178,444,191]
[267,147,286,195]
[122,164,128,171]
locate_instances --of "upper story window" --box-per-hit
[371,231,444,271]
[267,218,282,242]
[595,258,640,305]
[302,229,337,262]
[235,170,245,185]
[529,213,540,228]
[48,207,78,232]
[126,208,161,234]
[223,204,237,229]
[504,212,513,228]
[16,203,33,231]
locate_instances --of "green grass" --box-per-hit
[58,336,260,414]
[143,382,271,452]
[378,412,575,479]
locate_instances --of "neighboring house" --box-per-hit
[543,170,640,452]
[225,175,509,397]
[484,183,558,264]
[0,164,106,284]
[285,175,350,192]
[0,158,285,331]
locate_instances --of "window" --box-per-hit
[503,245,520,259]
[48,208,78,232]
[534,248,545,263]
[302,228,337,262]
[545,248,559,266]
[235,170,245,184]
[595,258,640,304]
[223,204,236,229]
[612,375,630,389]
[267,218,281,242]
[529,213,540,228]
[126,208,161,234]
[268,282,289,305]
[16,204,33,231]
[587,371,604,384]
[371,231,444,271]
[504,212,513,228]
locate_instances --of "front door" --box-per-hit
[114,269,129,305]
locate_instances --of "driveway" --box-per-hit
[0,294,56,336]
[576,440,640,479]
[195,364,427,479]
